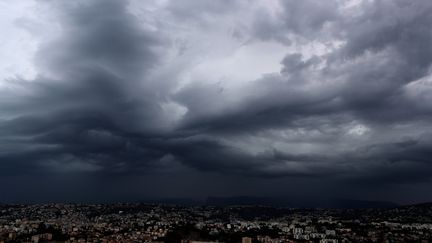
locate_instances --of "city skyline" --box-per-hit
[1,0,432,204]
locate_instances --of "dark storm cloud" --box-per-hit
[0,0,172,174]
[2,0,432,190]
[173,0,432,182]
[177,0,432,130]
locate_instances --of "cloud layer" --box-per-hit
[1,0,432,201]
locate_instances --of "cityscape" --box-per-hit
[1,201,432,242]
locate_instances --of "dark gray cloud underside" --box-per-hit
[1,0,432,202]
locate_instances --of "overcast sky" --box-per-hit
[1,0,432,204]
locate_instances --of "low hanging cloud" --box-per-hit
[1,0,432,186]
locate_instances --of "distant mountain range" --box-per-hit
[139,198,202,206]
[139,196,399,209]
[3,198,432,210]
[205,196,398,209]
[328,199,399,209]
